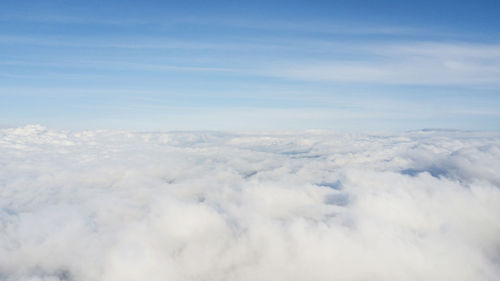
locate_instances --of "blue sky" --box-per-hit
[1,0,500,131]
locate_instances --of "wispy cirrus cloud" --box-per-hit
[266,42,500,86]
[0,14,424,36]
[2,34,500,87]
[1,13,499,130]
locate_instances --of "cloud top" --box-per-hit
[1,126,499,281]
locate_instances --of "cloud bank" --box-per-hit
[1,125,499,281]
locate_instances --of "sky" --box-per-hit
[1,0,500,131]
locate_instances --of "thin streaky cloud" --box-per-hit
[367,42,500,59]
[262,42,500,86]
[0,14,154,26]
[0,36,267,51]
[191,18,426,36]
[0,14,424,36]
[3,36,500,87]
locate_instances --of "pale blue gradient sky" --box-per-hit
[1,0,500,130]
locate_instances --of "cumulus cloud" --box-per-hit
[1,125,499,281]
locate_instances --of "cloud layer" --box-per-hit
[1,125,500,281]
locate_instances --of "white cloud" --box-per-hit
[267,42,500,86]
[1,126,500,281]
[3,31,500,87]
